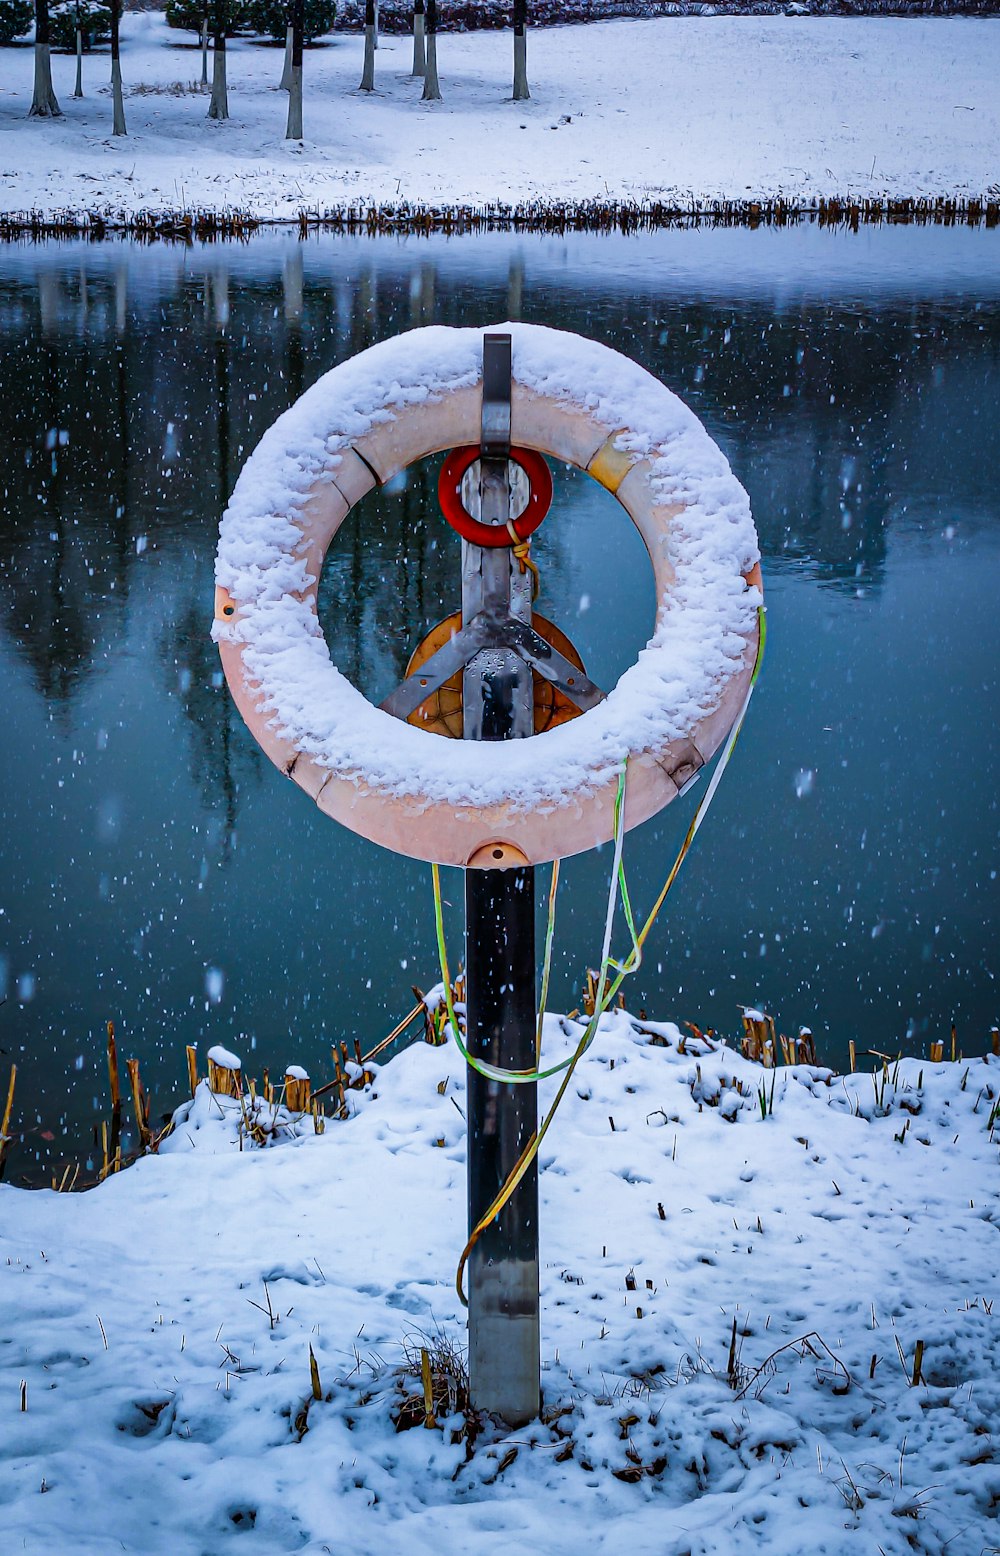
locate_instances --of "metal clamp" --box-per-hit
[480,333,512,461]
[379,333,605,730]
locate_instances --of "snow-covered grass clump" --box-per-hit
[1,1011,997,1553]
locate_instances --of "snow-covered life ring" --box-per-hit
[212,323,762,869]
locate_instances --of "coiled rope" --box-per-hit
[506,520,541,598]
[431,605,766,1304]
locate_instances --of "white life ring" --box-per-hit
[213,323,762,869]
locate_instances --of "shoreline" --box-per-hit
[3,17,998,225]
[2,192,998,240]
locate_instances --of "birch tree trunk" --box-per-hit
[285,0,303,138]
[411,0,424,76]
[360,0,375,91]
[74,3,83,97]
[512,0,529,101]
[111,0,126,134]
[421,0,440,101]
[208,0,229,120]
[279,21,293,90]
[29,0,61,117]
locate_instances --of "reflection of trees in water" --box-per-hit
[284,250,305,405]
[159,596,260,862]
[692,304,903,591]
[318,458,454,700]
[0,269,131,706]
[564,297,933,595]
[1,245,997,759]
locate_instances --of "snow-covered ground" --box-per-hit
[2,15,998,219]
[2,1012,997,1553]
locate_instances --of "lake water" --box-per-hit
[1,224,998,1180]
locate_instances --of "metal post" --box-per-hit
[463,335,540,1426]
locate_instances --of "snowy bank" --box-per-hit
[2,15,999,221]
[1,1012,997,1553]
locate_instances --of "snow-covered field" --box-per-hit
[2,15,998,219]
[2,1012,997,1554]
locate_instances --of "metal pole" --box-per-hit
[463,335,540,1426]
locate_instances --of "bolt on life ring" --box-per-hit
[213,323,762,869]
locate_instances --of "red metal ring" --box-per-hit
[438,446,553,548]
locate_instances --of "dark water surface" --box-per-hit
[1,226,998,1178]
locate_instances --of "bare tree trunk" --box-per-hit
[283,247,303,320]
[285,0,303,138]
[29,0,61,117]
[74,2,83,97]
[421,0,440,100]
[111,0,126,134]
[208,0,229,120]
[411,0,424,75]
[200,14,209,85]
[213,266,230,329]
[507,256,524,320]
[279,21,293,89]
[360,0,375,91]
[512,0,529,101]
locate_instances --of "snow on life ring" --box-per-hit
[212,323,762,869]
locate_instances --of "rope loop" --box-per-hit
[437,603,767,1306]
[506,520,540,598]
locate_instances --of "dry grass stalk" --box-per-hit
[207,1053,242,1097]
[332,1048,346,1113]
[727,1316,738,1376]
[680,1021,718,1055]
[394,1330,470,1435]
[911,1339,925,1387]
[126,1058,152,1152]
[734,1330,850,1401]
[309,1344,322,1402]
[420,1348,437,1428]
[186,1045,198,1098]
[107,1021,120,1108]
[107,1021,122,1166]
[796,1028,817,1065]
[0,1062,15,1182]
[740,1010,776,1067]
[930,1040,944,1063]
[776,1029,816,1066]
[363,998,425,1064]
[285,1071,311,1112]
